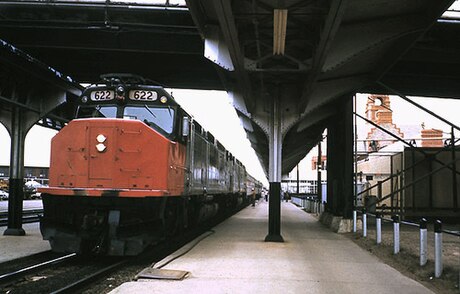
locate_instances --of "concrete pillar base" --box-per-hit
[4,228,25,236]
[264,234,284,242]
[319,212,352,233]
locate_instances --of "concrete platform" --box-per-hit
[0,200,49,263]
[0,222,50,263]
[110,201,434,294]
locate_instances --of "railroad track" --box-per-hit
[0,209,43,226]
[0,235,197,293]
[0,205,248,293]
[0,252,77,285]
[0,251,128,294]
[0,225,211,293]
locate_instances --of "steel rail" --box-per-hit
[0,253,77,284]
[50,259,130,294]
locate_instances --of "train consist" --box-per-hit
[39,74,262,255]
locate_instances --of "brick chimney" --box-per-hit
[421,129,443,148]
[366,95,393,124]
[366,95,404,149]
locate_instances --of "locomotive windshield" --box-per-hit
[76,104,176,136]
[77,105,118,118]
[124,106,175,134]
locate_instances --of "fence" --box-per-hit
[291,195,324,215]
[354,209,459,283]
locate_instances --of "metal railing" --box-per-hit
[354,209,460,280]
[291,195,324,215]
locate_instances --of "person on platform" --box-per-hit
[284,191,290,202]
[251,188,256,207]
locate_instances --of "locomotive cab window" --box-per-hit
[123,106,175,135]
[77,105,118,119]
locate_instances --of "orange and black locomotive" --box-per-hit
[39,74,256,255]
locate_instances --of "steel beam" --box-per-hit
[299,0,347,111]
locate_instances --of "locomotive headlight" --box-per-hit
[81,96,88,103]
[96,143,106,152]
[160,96,168,103]
[96,134,107,152]
[96,134,106,143]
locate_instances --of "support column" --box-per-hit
[317,140,322,203]
[451,127,458,212]
[326,95,354,218]
[4,107,26,236]
[296,164,299,195]
[265,95,284,242]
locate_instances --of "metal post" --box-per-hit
[390,158,394,214]
[317,140,322,204]
[265,94,283,243]
[434,220,443,278]
[411,149,416,211]
[376,213,382,245]
[378,181,383,201]
[362,208,367,237]
[296,164,299,195]
[354,95,358,210]
[451,128,458,212]
[428,156,433,209]
[393,215,400,254]
[4,107,26,236]
[420,218,427,266]
[353,210,357,233]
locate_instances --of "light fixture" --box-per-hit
[96,143,106,152]
[160,96,168,103]
[96,134,107,152]
[273,9,288,55]
[96,134,106,143]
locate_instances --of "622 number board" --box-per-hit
[129,90,157,101]
[90,90,114,101]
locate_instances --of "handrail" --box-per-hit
[356,210,460,237]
